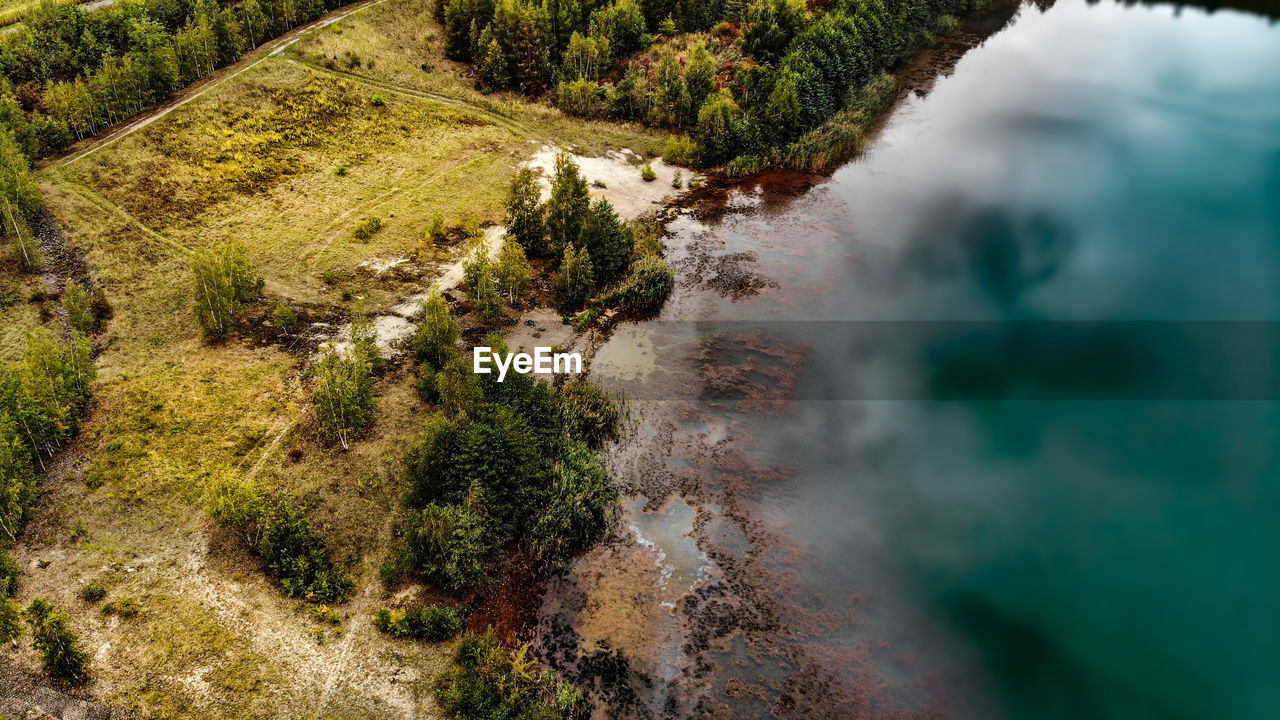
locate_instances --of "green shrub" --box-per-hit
[0,596,20,644]
[605,253,674,314]
[532,440,617,561]
[640,161,656,182]
[313,345,376,449]
[335,165,349,176]
[370,94,386,106]
[25,598,88,685]
[79,582,106,603]
[353,216,383,241]
[436,630,586,720]
[373,604,464,641]
[100,597,139,619]
[415,365,441,404]
[557,77,599,117]
[272,303,299,332]
[671,170,683,189]
[393,504,489,592]
[60,279,96,334]
[208,477,352,603]
[724,154,763,178]
[0,547,19,596]
[414,287,460,369]
[191,241,263,339]
[663,135,697,165]
[557,379,622,450]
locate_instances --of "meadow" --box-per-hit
[11,0,665,715]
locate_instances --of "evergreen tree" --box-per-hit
[580,198,632,285]
[684,42,716,114]
[742,0,808,66]
[25,599,88,685]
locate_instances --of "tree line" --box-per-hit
[0,0,359,155]
[447,0,987,166]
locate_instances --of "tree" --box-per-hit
[313,345,376,450]
[553,244,593,312]
[531,439,616,560]
[543,150,590,262]
[0,412,35,545]
[494,241,532,302]
[684,42,716,116]
[605,252,674,312]
[413,287,460,369]
[402,504,489,591]
[0,129,41,271]
[504,167,544,255]
[696,89,744,165]
[0,596,21,645]
[473,260,503,323]
[742,0,809,66]
[60,279,95,335]
[239,0,269,48]
[191,241,263,339]
[25,599,88,685]
[580,198,632,285]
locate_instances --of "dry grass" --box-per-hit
[12,0,671,715]
[0,263,55,362]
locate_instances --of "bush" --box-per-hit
[0,547,18,596]
[313,345,376,449]
[25,599,88,685]
[0,596,20,644]
[61,279,95,334]
[100,597,139,618]
[664,135,697,165]
[640,161,656,182]
[532,440,617,561]
[557,77,599,118]
[414,287,461,369]
[191,241,263,339]
[725,154,763,177]
[605,253,674,313]
[353,216,383,241]
[415,365,441,404]
[436,630,586,720]
[553,244,593,312]
[557,379,622,450]
[208,478,352,603]
[370,94,386,106]
[272,303,299,332]
[394,504,489,592]
[672,170,683,189]
[79,582,106,602]
[374,604,464,641]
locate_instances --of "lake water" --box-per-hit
[556,1,1280,718]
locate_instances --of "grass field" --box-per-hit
[12,0,670,715]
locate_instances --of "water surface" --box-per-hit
[568,2,1280,718]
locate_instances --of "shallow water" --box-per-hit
[560,1,1280,718]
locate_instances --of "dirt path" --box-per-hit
[46,0,396,171]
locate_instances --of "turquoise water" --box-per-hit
[588,1,1280,717]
